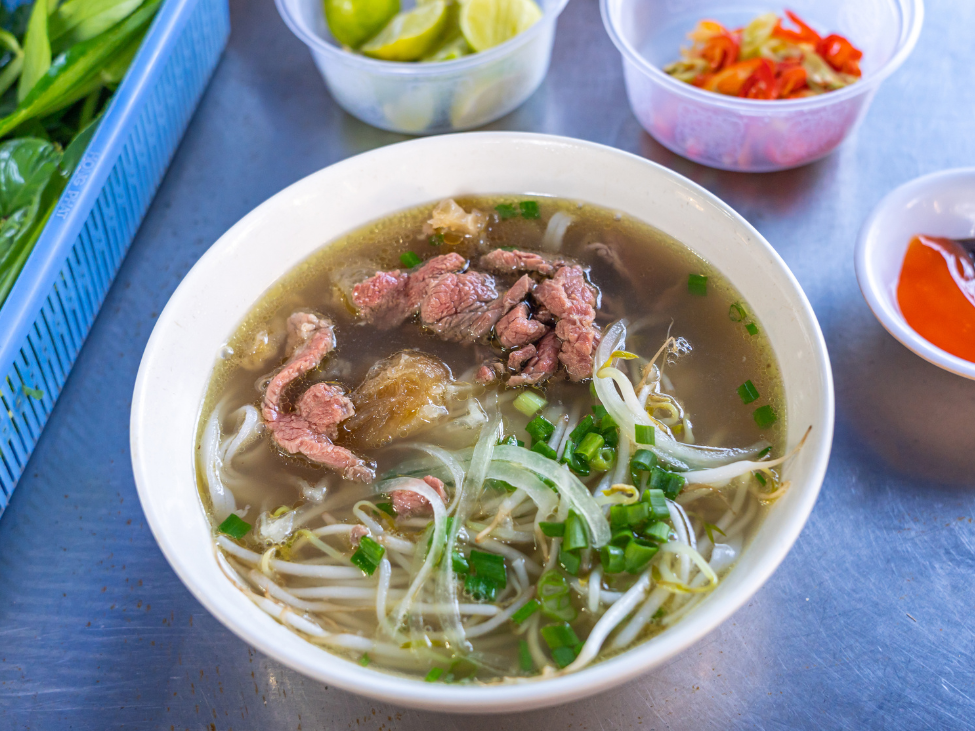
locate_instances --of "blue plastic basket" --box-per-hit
[0,0,230,513]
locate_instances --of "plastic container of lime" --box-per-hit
[0,0,229,512]
[601,0,923,172]
[276,0,568,134]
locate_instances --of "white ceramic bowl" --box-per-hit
[131,133,834,712]
[855,167,975,380]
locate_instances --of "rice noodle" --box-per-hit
[202,411,237,521]
[588,565,603,613]
[216,536,362,579]
[541,211,574,251]
[385,442,467,513]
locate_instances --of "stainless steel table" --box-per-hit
[2,0,974,728]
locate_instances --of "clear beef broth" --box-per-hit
[198,197,785,682]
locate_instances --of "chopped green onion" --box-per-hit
[526,415,556,444]
[551,646,579,668]
[590,447,615,472]
[358,653,371,667]
[351,536,385,576]
[518,640,534,672]
[558,546,581,575]
[497,435,524,448]
[569,415,596,442]
[703,521,726,544]
[428,233,444,247]
[452,551,470,575]
[469,549,507,586]
[537,570,577,621]
[562,511,589,552]
[400,251,422,268]
[598,412,617,431]
[592,404,608,420]
[464,574,501,602]
[630,449,657,486]
[652,607,667,620]
[374,501,395,517]
[495,203,518,219]
[729,302,748,322]
[610,528,634,547]
[600,544,625,573]
[513,391,548,417]
[642,521,672,544]
[737,380,760,404]
[634,424,655,445]
[647,466,685,500]
[539,521,565,538]
[624,538,659,573]
[688,274,708,296]
[757,446,772,459]
[217,514,252,540]
[21,385,43,400]
[531,441,558,460]
[425,667,445,682]
[512,599,541,625]
[754,471,768,486]
[642,488,670,521]
[601,424,619,448]
[753,405,778,429]
[519,200,540,219]
[540,622,580,650]
[746,322,759,336]
[575,432,604,462]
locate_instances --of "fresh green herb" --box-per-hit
[531,441,558,460]
[525,414,555,444]
[513,390,547,417]
[497,435,523,448]
[452,551,469,575]
[630,449,657,486]
[537,570,576,621]
[575,432,604,462]
[642,521,672,544]
[428,232,444,246]
[647,466,685,500]
[495,203,518,219]
[746,322,759,336]
[558,546,580,575]
[562,511,589,552]
[589,447,615,472]
[358,653,371,667]
[21,384,43,399]
[610,528,634,547]
[540,622,580,650]
[757,446,772,459]
[374,501,395,517]
[600,422,619,448]
[399,251,422,268]
[599,544,625,574]
[217,513,251,540]
[539,521,565,538]
[754,471,768,486]
[737,380,760,404]
[729,302,748,322]
[518,639,534,672]
[569,415,596,442]
[652,608,666,620]
[511,599,541,625]
[703,521,726,544]
[519,200,540,219]
[688,274,708,296]
[425,667,444,682]
[642,488,670,521]
[464,573,500,602]
[551,646,578,668]
[18,0,50,104]
[591,404,608,420]
[350,536,385,576]
[634,424,655,445]
[753,404,777,429]
[469,549,506,585]
[624,538,659,573]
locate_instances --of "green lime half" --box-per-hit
[324,0,400,48]
[459,0,542,53]
[420,4,471,62]
[361,0,450,61]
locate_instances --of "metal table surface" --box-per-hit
[2,0,974,728]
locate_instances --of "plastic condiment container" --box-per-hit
[276,0,568,134]
[600,0,924,172]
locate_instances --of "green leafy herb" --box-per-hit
[688,273,708,296]
[18,0,50,103]
[217,513,251,540]
[519,200,539,219]
[350,536,385,575]
[737,380,760,404]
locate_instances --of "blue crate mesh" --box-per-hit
[0,0,230,512]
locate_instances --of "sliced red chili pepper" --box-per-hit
[775,65,808,97]
[817,33,863,76]
[699,58,765,96]
[772,10,822,44]
[740,58,778,99]
[699,33,740,72]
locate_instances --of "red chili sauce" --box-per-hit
[896,235,975,362]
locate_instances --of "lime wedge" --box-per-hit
[324,0,400,49]
[361,0,450,61]
[421,5,471,62]
[459,0,542,53]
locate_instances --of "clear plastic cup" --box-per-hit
[276,0,568,135]
[601,0,924,172]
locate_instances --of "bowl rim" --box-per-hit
[274,0,570,77]
[854,166,975,380]
[599,0,924,111]
[131,132,835,713]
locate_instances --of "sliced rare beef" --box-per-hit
[261,312,375,483]
[351,253,466,329]
[476,359,505,384]
[479,248,570,276]
[392,475,448,516]
[420,270,500,342]
[507,343,536,371]
[508,330,560,386]
[496,302,549,349]
[533,265,600,381]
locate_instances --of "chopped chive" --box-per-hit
[469,549,506,585]
[464,573,501,602]
[526,415,556,444]
[428,233,444,247]
[688,274,708,296]
[217,514,251,540]
[729,302,748,322]
[558,546,581,575]
[590,447,615,472]
[519,639,534,672]
[652,608,666,620]
[537,570,576,621]
[512,599,541,625]
[600,423,619,448]
[569,415,596,442]
[610,528,634,547]
[399,251,422,268]
[513,391,547,417]
[575,432,604,462]
[551,646,578,669]
[600,544,625,573]
[754,471,768,486]
[498,435,524,448]
[519,200,540,219]
[753,404,778,429]
[757,446,772,459]
[624,538,659,573]
[531,441,558,460]
[425,667,445,682]
[539,521,565,537]
[591,405,608,420]
[374,501,395,517]
[495,203,518,219]
[562,511,589,552]
[634,424,655,445]
[452,551,470,575]
[351,536,385,576]
[630,449,657,486]
[21,385,44,400]
[540,622,580,650]
[642,488,670,521]
[737,380,760,404]
[358,653,371,667]
[745,322,759,336]
[642,521,672,544]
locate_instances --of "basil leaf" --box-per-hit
[0,137,59,216]
[18,0,51,103]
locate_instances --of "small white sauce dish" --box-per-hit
[855,167,975,380]
[131,132,834,712]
